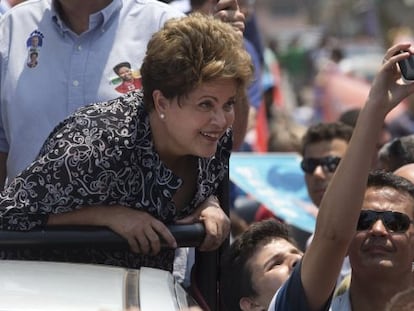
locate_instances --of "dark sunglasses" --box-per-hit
[300,156,341,174]
[357,210,414,233]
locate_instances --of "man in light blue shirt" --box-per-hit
[0,0,245,186]
[0,0,184,184]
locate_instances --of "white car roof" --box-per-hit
[0,260,189,311]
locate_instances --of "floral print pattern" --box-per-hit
[0,90,231,270]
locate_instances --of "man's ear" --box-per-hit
[152,90,170,116]
[239,297,265,311]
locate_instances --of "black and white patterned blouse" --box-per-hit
[0,90,231,271]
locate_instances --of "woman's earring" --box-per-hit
[160,113,165,119]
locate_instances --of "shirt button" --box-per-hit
[73,80,79,86]
[77,45,82,51]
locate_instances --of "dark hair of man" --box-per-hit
[113,62,131,75]
[300,122,354,155]
[378,135,414,171]
[220,219,296,311]
[338,108,360,128]
[367,170,414,204]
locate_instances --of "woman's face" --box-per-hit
[159,78,237,158]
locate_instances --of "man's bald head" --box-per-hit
[394,163,414,184]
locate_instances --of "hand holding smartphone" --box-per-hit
[398,51,414,83]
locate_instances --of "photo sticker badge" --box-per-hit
[26,30,44,69]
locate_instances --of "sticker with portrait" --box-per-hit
[26,30,44,69]
[110,61,142,93]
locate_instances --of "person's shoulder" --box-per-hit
[122,0,185,17]
[0,1,50,63]
[77,90,144,116]
[0,1,10,15]
[267,260,332,311]
[1,0,48,18]
[0,0,50,31]
[168,0,190,13]
[267,260,304,311]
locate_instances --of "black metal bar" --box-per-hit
[194,168,230,311]
[0,223,205,249]
[194,250,219,311]
[217,170,230,311]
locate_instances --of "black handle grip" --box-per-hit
[0,224,205,249]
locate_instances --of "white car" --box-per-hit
[0,225,209,311]
[0,260,198,311]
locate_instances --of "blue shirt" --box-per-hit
[268,260,333,311]
[244,38,263,111]
[0,0,184,180]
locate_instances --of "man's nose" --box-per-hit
[370,219,388,235]
[312,165,327,178]
[287,254,301,271]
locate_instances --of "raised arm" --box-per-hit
[301,43,414,310]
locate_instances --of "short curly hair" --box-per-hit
[140,13,253,111]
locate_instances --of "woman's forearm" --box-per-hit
[47,206,112,227]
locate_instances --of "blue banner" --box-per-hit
[230,152,317,233]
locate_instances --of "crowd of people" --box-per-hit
[222,41,414,311]
[1,1,414,311]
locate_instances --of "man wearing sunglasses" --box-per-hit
[331,171,414,310]
[220,42,414,310]
[300,122,353,283]
[268,42,414,311]
[300,122,353,210]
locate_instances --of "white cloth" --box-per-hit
[168,0,190,13]
[0,0,11,15]
[330,289,352,311]
[173,247,195,288]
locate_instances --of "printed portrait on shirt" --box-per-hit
[26,30,44,69]
[111,61,142,93]
[27,51,39,68]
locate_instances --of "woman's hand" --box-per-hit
[367,42,414,114]
[176,195,230,251]
[214,0,245,35]
[105,206,177,255]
